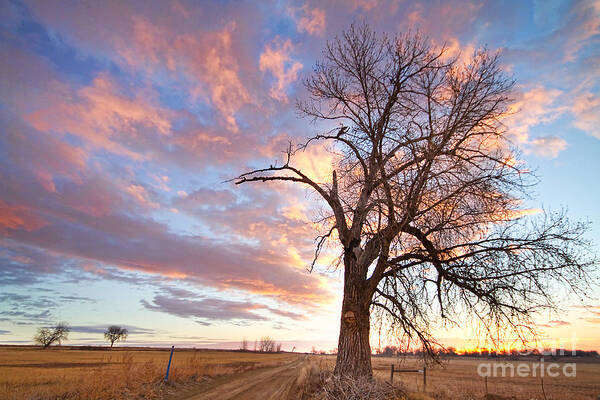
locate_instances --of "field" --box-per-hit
[0,346,298,399]
[1,346,599,399]
[371,356,600,399]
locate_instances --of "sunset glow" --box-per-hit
[1,0,599,354]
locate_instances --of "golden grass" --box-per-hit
[2,347,599,399]
[0,346,296,400]
[371,356,600,400]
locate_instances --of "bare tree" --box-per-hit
[104,325,128,348]
[34,322,70,349]
[235,24,596,377]
[240,337,249,351]
[259,336,275,352]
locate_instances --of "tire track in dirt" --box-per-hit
[181,357,308,400]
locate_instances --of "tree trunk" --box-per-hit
[334,253,372,377]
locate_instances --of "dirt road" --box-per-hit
[177,357,308,400]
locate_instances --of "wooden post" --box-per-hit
[541,378,547,400]
[390,364,394,383]
[164,345,174,381]
[423,365,427,391]
[485,376,488,394]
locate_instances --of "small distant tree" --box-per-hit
[240,337,249,351]
[259,336,275,352]
[104,325,128,348]
[381,346,397,356]
[276,343,282,352]
[34,322,70,349]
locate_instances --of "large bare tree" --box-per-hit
[235,25,596,377]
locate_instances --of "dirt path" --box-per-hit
[176,357,308,400]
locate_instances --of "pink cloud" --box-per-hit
[547,320,571,327]
[259,39,303,102]
[118,18,252,132]
[350,0,380,12]
[0,200,46,233]
[26,73,173,160]
[562,0,600,62]
[401,1,484,39]
[503,85,569,157]
[571,91,600,139]
[125,184,160,209]
[290,5,326,35]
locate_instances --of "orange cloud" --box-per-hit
[259,39,303,102]
[0,201,46,233]
[292,143,337,183]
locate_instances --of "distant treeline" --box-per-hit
[374,346,599,358]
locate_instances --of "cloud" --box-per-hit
[125,184,160,209]
[529,136,568,158]
[4,204,331,306]
[172,188,237,211]
[0,291,96,327]
[141,293,305,324]
[118,18,252,132]
[69,325,155,335]
[571,91,600,139]
[0,241,75,285]
[503,86,569,157]
[25,73,173,160]
[0,200,47,233]
[259,39,303,102]
[401,1,484,39]
[1,103,333,310]
[290,5,326,35]
[547,320,571,327]
[560,0,600,63]
[571,305,600,316]
[3,0,595,339]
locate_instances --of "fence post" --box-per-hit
[164,345,174,382]
[541,378,547,400]
[390,364,394,383]
[423,365,427,391]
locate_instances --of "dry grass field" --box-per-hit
[0,345,297,399]
[1,346,598,399]
[370,355,600,400]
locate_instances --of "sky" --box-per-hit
[0,0,599,352]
